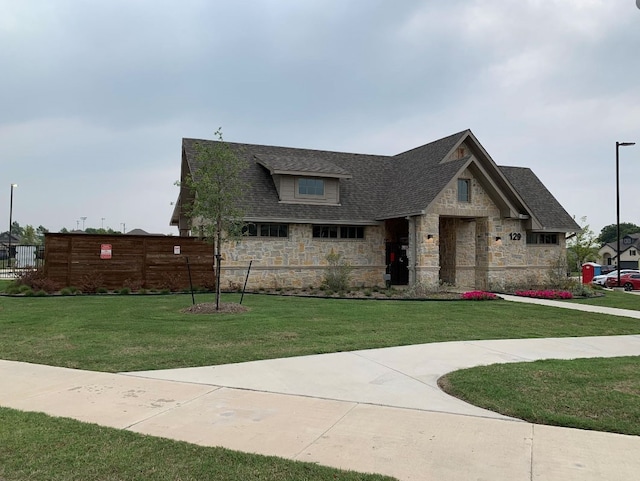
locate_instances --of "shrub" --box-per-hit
[15,269,59,294]
[4,285,21,295]
[159,272,185,292]
[60,287,73,296]
[461,291,498,300]
[119,287,131,295]
[403,281,447,298]
[79,273,105,294]
[96,287,109,294]
[322,250,352,292]
[123,278,144,292]
[34,290,47,297]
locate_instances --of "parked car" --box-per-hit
[592,269,639,286]
[605,272,640,291]
[600,265,616,275]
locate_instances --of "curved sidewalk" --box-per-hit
[2,299,640,480]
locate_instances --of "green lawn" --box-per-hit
[568,288,640,310]
[2,290,640,479]
[1,293,640,372]
[439,356,640,436]
[0,407,393,481]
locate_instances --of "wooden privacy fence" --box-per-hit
[43,233,215,290]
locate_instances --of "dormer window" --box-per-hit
[254,154,350,205]
[297,178,325,197]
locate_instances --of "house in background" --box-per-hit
[0,232,21,260]
[598,233,640,270]
[171,129,579,290]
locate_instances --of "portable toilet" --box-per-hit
[582,262,601,284]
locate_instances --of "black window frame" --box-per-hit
[242,223,289,238]
[526,233,559,245]
[313,225,364,239]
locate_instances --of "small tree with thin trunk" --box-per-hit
[180,128,247,310]
[567,216,598,275]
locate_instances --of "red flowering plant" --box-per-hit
[460,291,498,300]
[514,290,573,299]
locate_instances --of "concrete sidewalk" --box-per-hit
[2,332,640,480]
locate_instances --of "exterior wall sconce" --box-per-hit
[495,236,502,245]
[427,234,435,243]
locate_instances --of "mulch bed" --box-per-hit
[181,302,249,314]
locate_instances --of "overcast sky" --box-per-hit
[1,1,639,236]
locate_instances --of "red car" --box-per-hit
[605,272,640,291]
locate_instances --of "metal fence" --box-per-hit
[0,244,45,279]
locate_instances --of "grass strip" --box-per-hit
[0,407,394,481]
[568,289,640,311]
[439,356,640,436]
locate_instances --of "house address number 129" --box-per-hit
[509,233,522,241]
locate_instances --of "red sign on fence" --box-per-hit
[100,244,112,259]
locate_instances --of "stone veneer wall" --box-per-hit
[213,164,569,291]
[219,223,386,289]
[413,167,568,290]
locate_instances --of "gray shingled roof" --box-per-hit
[183,139,392,223]
[181,131,579,231]
[499,166,579,231]
[255,153,352,178]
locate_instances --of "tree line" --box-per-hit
[8,222,123,245]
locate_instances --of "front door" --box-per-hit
[386,242,409,285]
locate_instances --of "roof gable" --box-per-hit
[379,130,534,221]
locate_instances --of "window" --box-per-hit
[631,250,637,256]
[313,225,338,238]
[242,223,288,238]
[457,179,470,202]
[340,226,364,239]
[313,225,364,239]
[298,178,325,196]
[526,233,558,245]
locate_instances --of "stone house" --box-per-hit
[171,129,579,290]
[598,233,640,270]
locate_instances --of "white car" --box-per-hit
[592,269,640,286]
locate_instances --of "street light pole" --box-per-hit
[8,183,17,268]
[616,141,636,288]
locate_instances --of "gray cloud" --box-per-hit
[1,0,639,235]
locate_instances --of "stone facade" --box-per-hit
[407,167,568,291]
[216,166,568,291]
[220,223,386,289]
[214,171,568,291]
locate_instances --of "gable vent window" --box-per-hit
[457,179,471,202]
[298,178,325,196]
[242,223,288,238]
[313,225,364,239]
